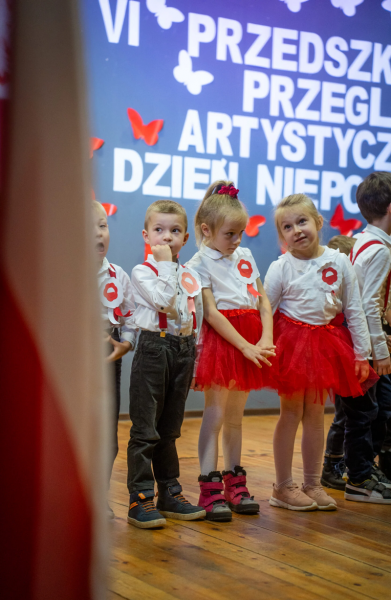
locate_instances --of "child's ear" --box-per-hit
[201,223,210,238]
[317,215,324,231]
[182,232,190,247]
[142,229,149,243]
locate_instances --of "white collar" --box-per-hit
[280,246,336,272]
[366,224,391,247]
[200,244,234,261]
[98,256,110,276]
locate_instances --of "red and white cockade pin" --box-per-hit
[178,266,201,321]
[100,277,124,309]
[233,255,261,299]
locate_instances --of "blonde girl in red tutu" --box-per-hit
[264,193,378,512]
[187,181,276,521]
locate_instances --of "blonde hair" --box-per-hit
[327,235,356,256]
[194,180,248,246]
[92,200,107,219]
[274,194,322,242]
[144,200,188,231]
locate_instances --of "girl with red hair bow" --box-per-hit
[186,180,276,522]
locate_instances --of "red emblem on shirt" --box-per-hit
[103,282,118,302]
[322,267,338,286]
[181,272,199,295]
[237,259,253,279]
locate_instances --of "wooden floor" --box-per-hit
[108,415,391,600]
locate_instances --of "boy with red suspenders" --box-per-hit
[342,172,391,504]
[126,200,205,528]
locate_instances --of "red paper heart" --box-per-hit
[245,215,266,237]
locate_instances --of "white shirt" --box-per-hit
[131,255,196,337]
[187,245,261,310]
[98,257,137,347]
[350,224,391,360]
[264,247,371,361]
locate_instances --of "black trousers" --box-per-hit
[127,331,195,493]
[335,374,391,482]
[326,374,391,460]
[109,328,122,480]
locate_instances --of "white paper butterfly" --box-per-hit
[381,0,391,13]
[330,0,364,17]
[173,50,214,95]
[280,0,309,13]
[146,0,184,30]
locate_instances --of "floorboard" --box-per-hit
[109,415,391,599]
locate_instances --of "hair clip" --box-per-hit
[218,185,239,199]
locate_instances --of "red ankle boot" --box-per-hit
[223,466,259,514]
[198,471,232,522]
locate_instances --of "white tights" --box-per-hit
[273,392,327,488]
[198,388,248,475]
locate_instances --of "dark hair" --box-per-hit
[327,235,356,256]
[356,172,391,223]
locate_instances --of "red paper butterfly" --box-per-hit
[90,137,104,158]
[330,204,362,237]
[127,108,164,146]
[101,203,117,216]
[245,215,266,237]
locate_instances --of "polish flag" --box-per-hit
[0,2,108,599]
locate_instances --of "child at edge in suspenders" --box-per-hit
[337,172,391,504]
[264,194,378,512]
[322,234,391,493]
[187,181,276,522]
[126,200,206,529]
[93,201,137,519]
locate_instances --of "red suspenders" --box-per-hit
[143,262,168,334]
[143,261,197,335]
[107,263,131,320]
[350,241,391,311]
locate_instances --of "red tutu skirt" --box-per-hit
[195,309,274,392]
[269,310,379,404]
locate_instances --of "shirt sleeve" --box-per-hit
[340,255,372,361]
[131,261,178,314]
[358,247,390,360]
[118,269,138,348]
[186,254,212,289]
[264,260,283,315]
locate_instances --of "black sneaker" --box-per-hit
[156,484,206,520]
[345,475,391,504]
[321,455,346,491]
[372,463,391,489]
[127,490,166,529]
[379,448,391,480]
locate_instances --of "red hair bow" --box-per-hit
[218,185,239,198]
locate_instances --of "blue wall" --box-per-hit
[82,0,391,412]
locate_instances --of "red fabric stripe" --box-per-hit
[143,262,168,329]
[350,240,383,265]
[0,271,93,600]
[219,308,259,317]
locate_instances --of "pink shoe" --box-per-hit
[198,472,232,522]
[269,482,318,511]
[222,466,259,514]
[302,484,337,510]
